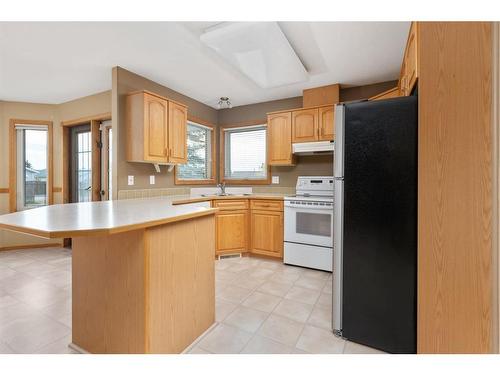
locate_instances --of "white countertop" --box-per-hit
[0,196,217,239]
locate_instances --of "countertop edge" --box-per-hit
[172,195,285,205]
[0,208,218,239]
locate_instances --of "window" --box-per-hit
[222,125,269,183]
[175,121,215,184]
[10,121,53,212]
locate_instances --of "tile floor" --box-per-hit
[0,247,384,354]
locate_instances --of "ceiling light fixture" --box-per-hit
[217,97,232,109]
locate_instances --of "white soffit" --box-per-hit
[200,22,308,88]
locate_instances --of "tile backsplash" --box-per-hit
[117,186,295,200]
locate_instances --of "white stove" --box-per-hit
[283,177,334,272]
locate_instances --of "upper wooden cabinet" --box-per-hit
[267,104,335,164]
[400,22,418,96]
[267,112,295,166]
[318,106,335,141]
[292,108,319,143]
[126,90,188,164]
[167,101,188,164]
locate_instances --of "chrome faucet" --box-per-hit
[217,182,226,196]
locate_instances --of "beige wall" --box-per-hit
[113,67,218,192]
[0,91,111,249]
[218,97,333,186]
[115,67,397,192]
[340,80,399,102]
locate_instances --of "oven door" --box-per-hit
[284,202,333,248]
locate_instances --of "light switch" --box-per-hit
[272,176,280,184]
[128,175,134,186]
[150,175,155,185]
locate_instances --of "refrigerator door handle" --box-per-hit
[332,179,344,336]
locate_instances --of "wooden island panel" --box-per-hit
[72,214,215,354]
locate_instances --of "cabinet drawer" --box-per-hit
[250,199,283,212]
[213,199,249,210]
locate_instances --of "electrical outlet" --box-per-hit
[150,175,155,185]
[272,176,280,184]
[128,175,134,186]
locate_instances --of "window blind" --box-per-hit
[224,125,267,180]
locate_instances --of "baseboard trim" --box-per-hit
[0,243,63,252]
[181,322,218,354]
[68,343,89,354]
[68,323,218,354]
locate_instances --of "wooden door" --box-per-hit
[144,93,168,163]
[215,210,248,254]
[167,101,187,164]
[292,108,319,143]
[250,210,283,258]
[318,106,335,141]
[267,112,294,165]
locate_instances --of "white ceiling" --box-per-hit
[0,22,410,108]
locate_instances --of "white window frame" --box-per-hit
[221,124,270,184]
[15,124,50,211]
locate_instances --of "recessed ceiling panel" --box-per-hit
[200,22,308,88]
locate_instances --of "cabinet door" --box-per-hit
[250,210,283,258]
[318,106,335,141]
[215,210,248,254]
[144,93,168,163]
[267,112,294,165]
[168,101,188,164]
[292,108,319,143]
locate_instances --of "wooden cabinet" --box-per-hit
[167,101,188,164]
[212,198,284,258]
[215,210,248,255]
[267,112,295,166]
[400,22,418,96]
[126,90,188,164]
[213,199,249,255]
[292,108,319,143]
[250,200,283,258]
[269,105,334,148]
[318,106,335,141]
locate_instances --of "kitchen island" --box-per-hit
[0,198,217,354]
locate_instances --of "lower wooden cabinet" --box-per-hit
[215,209,248,255]
[250,209,283,258]
[213,199,284,258]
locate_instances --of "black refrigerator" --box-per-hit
[332,96,417,354]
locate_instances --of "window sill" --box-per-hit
[221,177,271,185]
[174,178,216,186]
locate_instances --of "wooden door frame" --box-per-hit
[100,122,112,200]
[493,21,500,354]
[61,112,111,203]
[8,119,54,213]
